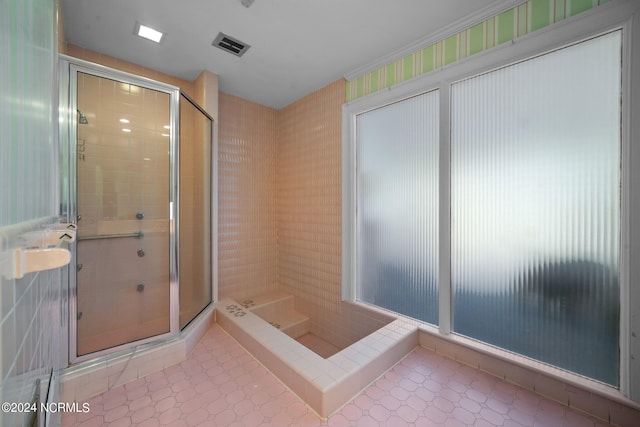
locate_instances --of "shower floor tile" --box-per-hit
[61,324,611,426]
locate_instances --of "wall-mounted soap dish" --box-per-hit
[2,226,75,280]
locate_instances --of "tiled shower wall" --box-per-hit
[218,93,279,300]
[218,80,377,349]
[0,1,65,427]
[276,81,347,345]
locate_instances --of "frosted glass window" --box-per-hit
[356,91,439,324]
[451,31,621,385]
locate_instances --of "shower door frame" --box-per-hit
[60,56,182,364]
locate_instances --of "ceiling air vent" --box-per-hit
[212,32,251,57]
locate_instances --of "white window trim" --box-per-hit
[342,0,640,401]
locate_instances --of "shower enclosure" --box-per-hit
[59,57,214,362]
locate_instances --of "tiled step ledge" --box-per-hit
[240,291,311,338]
[237,291,293,311]
[260,309,310,338]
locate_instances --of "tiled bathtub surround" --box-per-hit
[217,296,418,418]
[236,291,395,354]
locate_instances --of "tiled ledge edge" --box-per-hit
[216,297,418,418]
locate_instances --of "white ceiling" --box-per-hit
[61,0,510,109]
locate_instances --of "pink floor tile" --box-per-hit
[62,324,617,427]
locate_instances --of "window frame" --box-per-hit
[342,0,639,399]
[354,88,441,325]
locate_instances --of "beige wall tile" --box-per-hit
[276,80,345,342]
[218,93,279,300]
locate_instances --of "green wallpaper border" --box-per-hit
[346,0,610,102]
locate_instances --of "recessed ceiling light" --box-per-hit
[120,118,130,123]
[122,128,132,133]
[163,125,171,129]
[136,23,164,43]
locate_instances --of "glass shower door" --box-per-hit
[75,71,172,356]
[178,94,212,329]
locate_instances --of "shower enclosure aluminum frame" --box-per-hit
[59,56,214,364]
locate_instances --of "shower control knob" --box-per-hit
[137,283,145,292]
[136,212,144,220]
[137,249,145,257]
